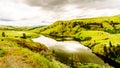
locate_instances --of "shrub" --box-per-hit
[7,38,48,52]
[2,32,5,37]
[0,48,7,57]
[21,33,26,39]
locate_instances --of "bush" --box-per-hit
[104,30,120,34]
[2,32,5,37]
[7,38,48,52]
[0,48,7,57]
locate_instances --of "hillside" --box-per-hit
[0,30,69,68]
[0,25,44,31]
[31,15,120,67]
[0,15,120,68]
[0,26,106,68]
[32,15,120,34]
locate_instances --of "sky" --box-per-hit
[0,0,120,26]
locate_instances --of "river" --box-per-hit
[32,35,105,66]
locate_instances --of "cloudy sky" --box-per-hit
[0,0,120,26]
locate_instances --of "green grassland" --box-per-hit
[0,25,44,31]
[0,30,104,68]
[0,30,39,38]
[0,15,120,68]
[0,39,68,68]
[31,15,120,67]
[0,31,69,68]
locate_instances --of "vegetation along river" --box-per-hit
[32,35,105,66]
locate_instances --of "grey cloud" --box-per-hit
[26,0,120,11]
[26,0,68,11]
[69,0,120,9]
[26,0,105,10]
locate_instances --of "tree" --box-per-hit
[2,32,5,37]
[109,41,112,47]
[100,23,103,28]
[21,33,26,39]
[104,45,108,57]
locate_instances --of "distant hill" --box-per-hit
[0,25,14,30]
[0,25,44,31]
[31,15,120,35]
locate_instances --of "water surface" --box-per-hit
[33,35,105,65]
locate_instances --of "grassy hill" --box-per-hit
[0,28,69,68]
[31,15,120,67]
[0,15,120,68]
[32,15,120,34]
[0,27,105,68]
[0,25,44,31]
[0,38,68,68]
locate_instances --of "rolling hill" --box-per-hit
[31,15,120,67]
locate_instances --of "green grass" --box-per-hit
[0,30,39,38]
[30,15,120,67]
[31,15,120,34]
[78,63,112,68]
[0,27,68,68]
[0,38,68,68]
[1,15,120,67]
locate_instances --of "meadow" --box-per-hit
[0,29,69,68]
[31,15,120,67]
[0,15,120,68]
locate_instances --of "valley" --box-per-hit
[0,15,120,68]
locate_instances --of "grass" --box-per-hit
[78,63,112,68]
[0,38,68,68]
[30,15,120,67]
[0,30,39,38]
[0,29,68,68]
[1,15,120,67]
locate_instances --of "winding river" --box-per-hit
[32,35,105,65]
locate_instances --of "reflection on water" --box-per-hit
[33,35,105,65]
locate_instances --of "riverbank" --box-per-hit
[32,35,105,66]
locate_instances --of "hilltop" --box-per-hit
[32,15,120,34]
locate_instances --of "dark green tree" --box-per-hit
[2,32,5,37]
[104,45,108,57]
[109,41,112,47]
[100,23,103,28]
[21,33,26,39]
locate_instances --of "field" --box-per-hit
[0,29,69,68]
[31,15,120,67]
[0,15,120,68]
